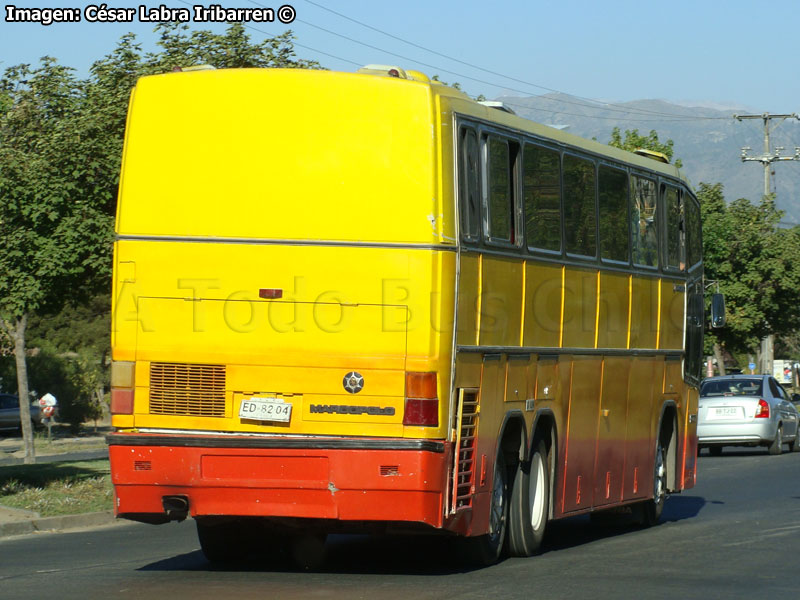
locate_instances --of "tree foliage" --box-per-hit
[699,183,800,357]
[608,126,683,168]
[0,24,319,458]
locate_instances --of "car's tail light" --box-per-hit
[111,361,135,415]
[755,398,770,418]
[403,372,438,426]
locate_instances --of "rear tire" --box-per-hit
[196,518,253,564]
[507,441,549,557]
[463,452,508,566]
[791,430,800,453]
[634,434,667,527]
[768,425,783,455]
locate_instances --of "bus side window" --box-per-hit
[598,165,629,262]
[485,135,516,244]
[630,175,658,268]
[459,127,481,240]
[685,282,704,382]
[665,185,685,271]
[563,154,596,257]
[523,144,561,252]
[686,195,702,269]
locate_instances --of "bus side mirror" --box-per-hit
[711,293,726,328]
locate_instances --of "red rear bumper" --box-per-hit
[108,433,449,527]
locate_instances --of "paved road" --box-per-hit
[2,447,799,599]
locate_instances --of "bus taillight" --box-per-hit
[111,361,135,415]
[403,372,438,426]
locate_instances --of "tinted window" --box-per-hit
[769,378,785,399]
[523,144,561,252]
[487,136,513,243]
[700,379,763,397]
[598,165,629,262]
[563,154,596,256]
[630,176,658,267]
[686,197,702,268]
[459,127,481,240]
[665,186,685,270]
[685,282,704,382]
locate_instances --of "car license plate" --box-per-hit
[239,397,292,422]
[712,406,741,419]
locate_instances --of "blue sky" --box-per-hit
[1,0,799,112]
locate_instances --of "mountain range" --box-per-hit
[496,93,800,224]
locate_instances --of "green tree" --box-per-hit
[608,127,683,168]
[0,59,114,462]
[0,26,322,459]
[699,183,800,368]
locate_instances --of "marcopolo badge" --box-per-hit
[343,371,364,394]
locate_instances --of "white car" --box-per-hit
[698,375,800,455]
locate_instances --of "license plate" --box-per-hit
[712,406,740,419]
[239,397,292,422]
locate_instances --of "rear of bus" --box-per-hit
[108,68,457,531]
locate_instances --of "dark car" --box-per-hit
[0,393,46,432]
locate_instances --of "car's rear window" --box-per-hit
[700,379,763,397]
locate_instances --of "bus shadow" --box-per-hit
[542,495,708,554]
[140,535,477,575]
[140,496,710,575]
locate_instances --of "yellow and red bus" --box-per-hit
[109,64,706,564]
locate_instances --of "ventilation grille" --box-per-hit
[452,389,479,512]
[149,363,226,417]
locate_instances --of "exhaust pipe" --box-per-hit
[162,495,189,521]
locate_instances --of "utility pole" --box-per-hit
[733,113,800,376]
[735,113,800,196]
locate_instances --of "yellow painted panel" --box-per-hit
[523,262,561,348]
[480,257,523,347]
[536,357,560,402]
[663,358,683,397]
[457,253,480,346]
[526,357,539,402]
[118,70,439,244]
[597,273,629,349]
[660,279,685,350]
[136,297,408,370]
[624,357,657,500]
[505,355,529,404]
[455,353,483,389]
[629,276,659,349]
[594,357,629,506]
[562,268,597,349]
[562,356,602,512]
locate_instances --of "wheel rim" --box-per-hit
[653,440,666,507]
[528,452,546,530]
[488,463,505,545]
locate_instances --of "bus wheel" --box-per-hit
[463,452,508,566]
[196,518,251,564]
[507,441,549,557]
[634,435,667,527]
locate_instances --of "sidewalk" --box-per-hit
[0,426,118,538]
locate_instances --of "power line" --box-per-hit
[293,0,730,121]
[173,0,730,124]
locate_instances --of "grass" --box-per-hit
[0,459,113,517]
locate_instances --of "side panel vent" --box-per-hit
[149,362,226,417]
[451,388,480,513]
